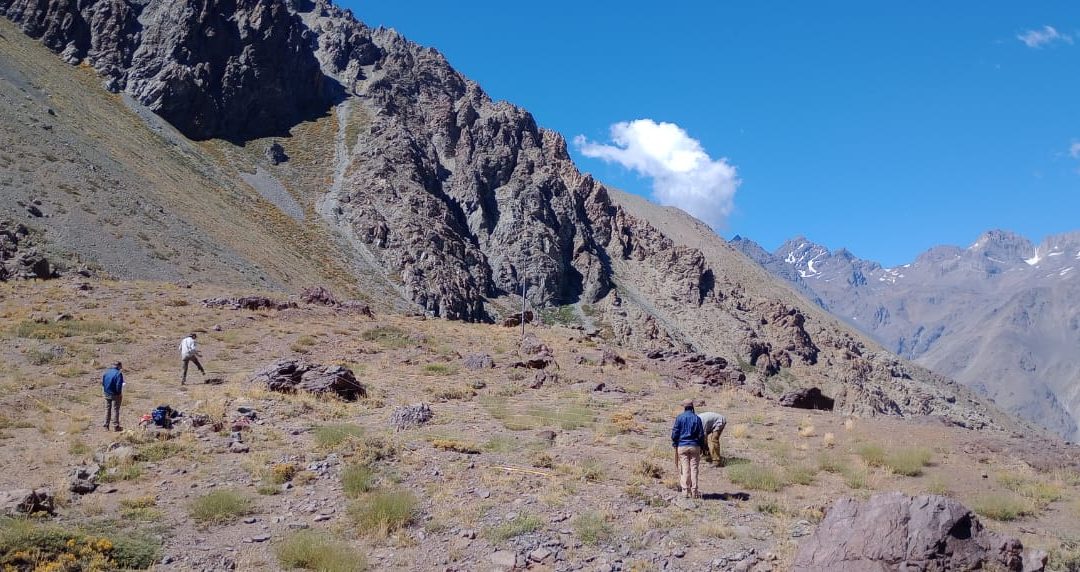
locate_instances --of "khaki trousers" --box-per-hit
[706,431,723,463]
[677,445,701,496]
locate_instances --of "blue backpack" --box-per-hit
[151,406,173,428]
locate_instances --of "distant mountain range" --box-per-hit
[732,230,1080,439]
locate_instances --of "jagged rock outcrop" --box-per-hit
[793,492,1045,571]
[0,221,57,280]
[0,0,337,140]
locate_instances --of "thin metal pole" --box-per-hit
[521,264,527,339]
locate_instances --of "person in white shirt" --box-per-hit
[179,333,205,385]
[697,411,727,465]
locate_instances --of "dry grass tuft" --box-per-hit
[635,459,664,480]
[276,530,368,572]
[971,493,1033,521]
[432,439,481,454]
[348,489,417,537]
[573,512,612,545]
[728,463,788,492]
[189,490,253,525]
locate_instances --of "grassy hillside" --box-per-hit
[0,278,1078,570]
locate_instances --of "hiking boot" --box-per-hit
[113,426,123,432]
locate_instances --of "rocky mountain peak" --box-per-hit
[968,229,1035,266]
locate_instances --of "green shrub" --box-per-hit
[110,531,163,569]
[421,363,458,376]
[485,513,543,542]
[971,493,1033,521]
[135,441,186,462]
[432,439,481,454]
[925,477,949,495]
[842,466,868,489]
[189,490,253,525]
[0,519,159,570]
[0,416,33,430]
[276,530,368,572]
[348,489,417,537]
[817,452,849,474]
[786,465,817,486]
[313,424,365,449]
[578,457,605,482]
[482,436,516,453]
[523,404,595,430]
[12,319,126,340]
[756,501,782,515]
[99,463,143,483]
[998,474,1064,509]
[572,512,612,545]
[360,326,412,348]
[1048,539,1080,572]
[25,346,62,365]
[727,463,788,492]
[68,439,91,456]
[884,447,933,477]
[342,465,377,498]
[635,459,663,479]
[856,444,887,468]
[540,305,579,326]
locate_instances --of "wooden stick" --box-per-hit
[494,466,553,478]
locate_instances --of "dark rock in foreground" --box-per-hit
[779,387,835,411]
[251,358,365,401]
[793,492,1045,572]
[0,488,55,516]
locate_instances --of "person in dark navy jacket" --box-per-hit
[670,398,706,498]
[102,362,125,432]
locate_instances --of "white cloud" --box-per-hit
[574,119,740,229]
[1017,25,1073,48]
[1070,141,1080,159]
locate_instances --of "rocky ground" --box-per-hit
[0,277,1079,571]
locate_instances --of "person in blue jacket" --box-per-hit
[671,398,706,498]
[102,362,125,432]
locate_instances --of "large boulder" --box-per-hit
[793,492,1044,572]
[251,359,365,401]
[462,353,494,370]
[0,488,55,516]
[301,286,338,306]
[779,387,835,411]
[68,464,100,495]
[389,403,433,431]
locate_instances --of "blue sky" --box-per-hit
[348,1,1079,266]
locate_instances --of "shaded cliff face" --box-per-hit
[1,0,1018,431]
[0,0,335,140]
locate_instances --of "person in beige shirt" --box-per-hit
[697,411,727,465]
